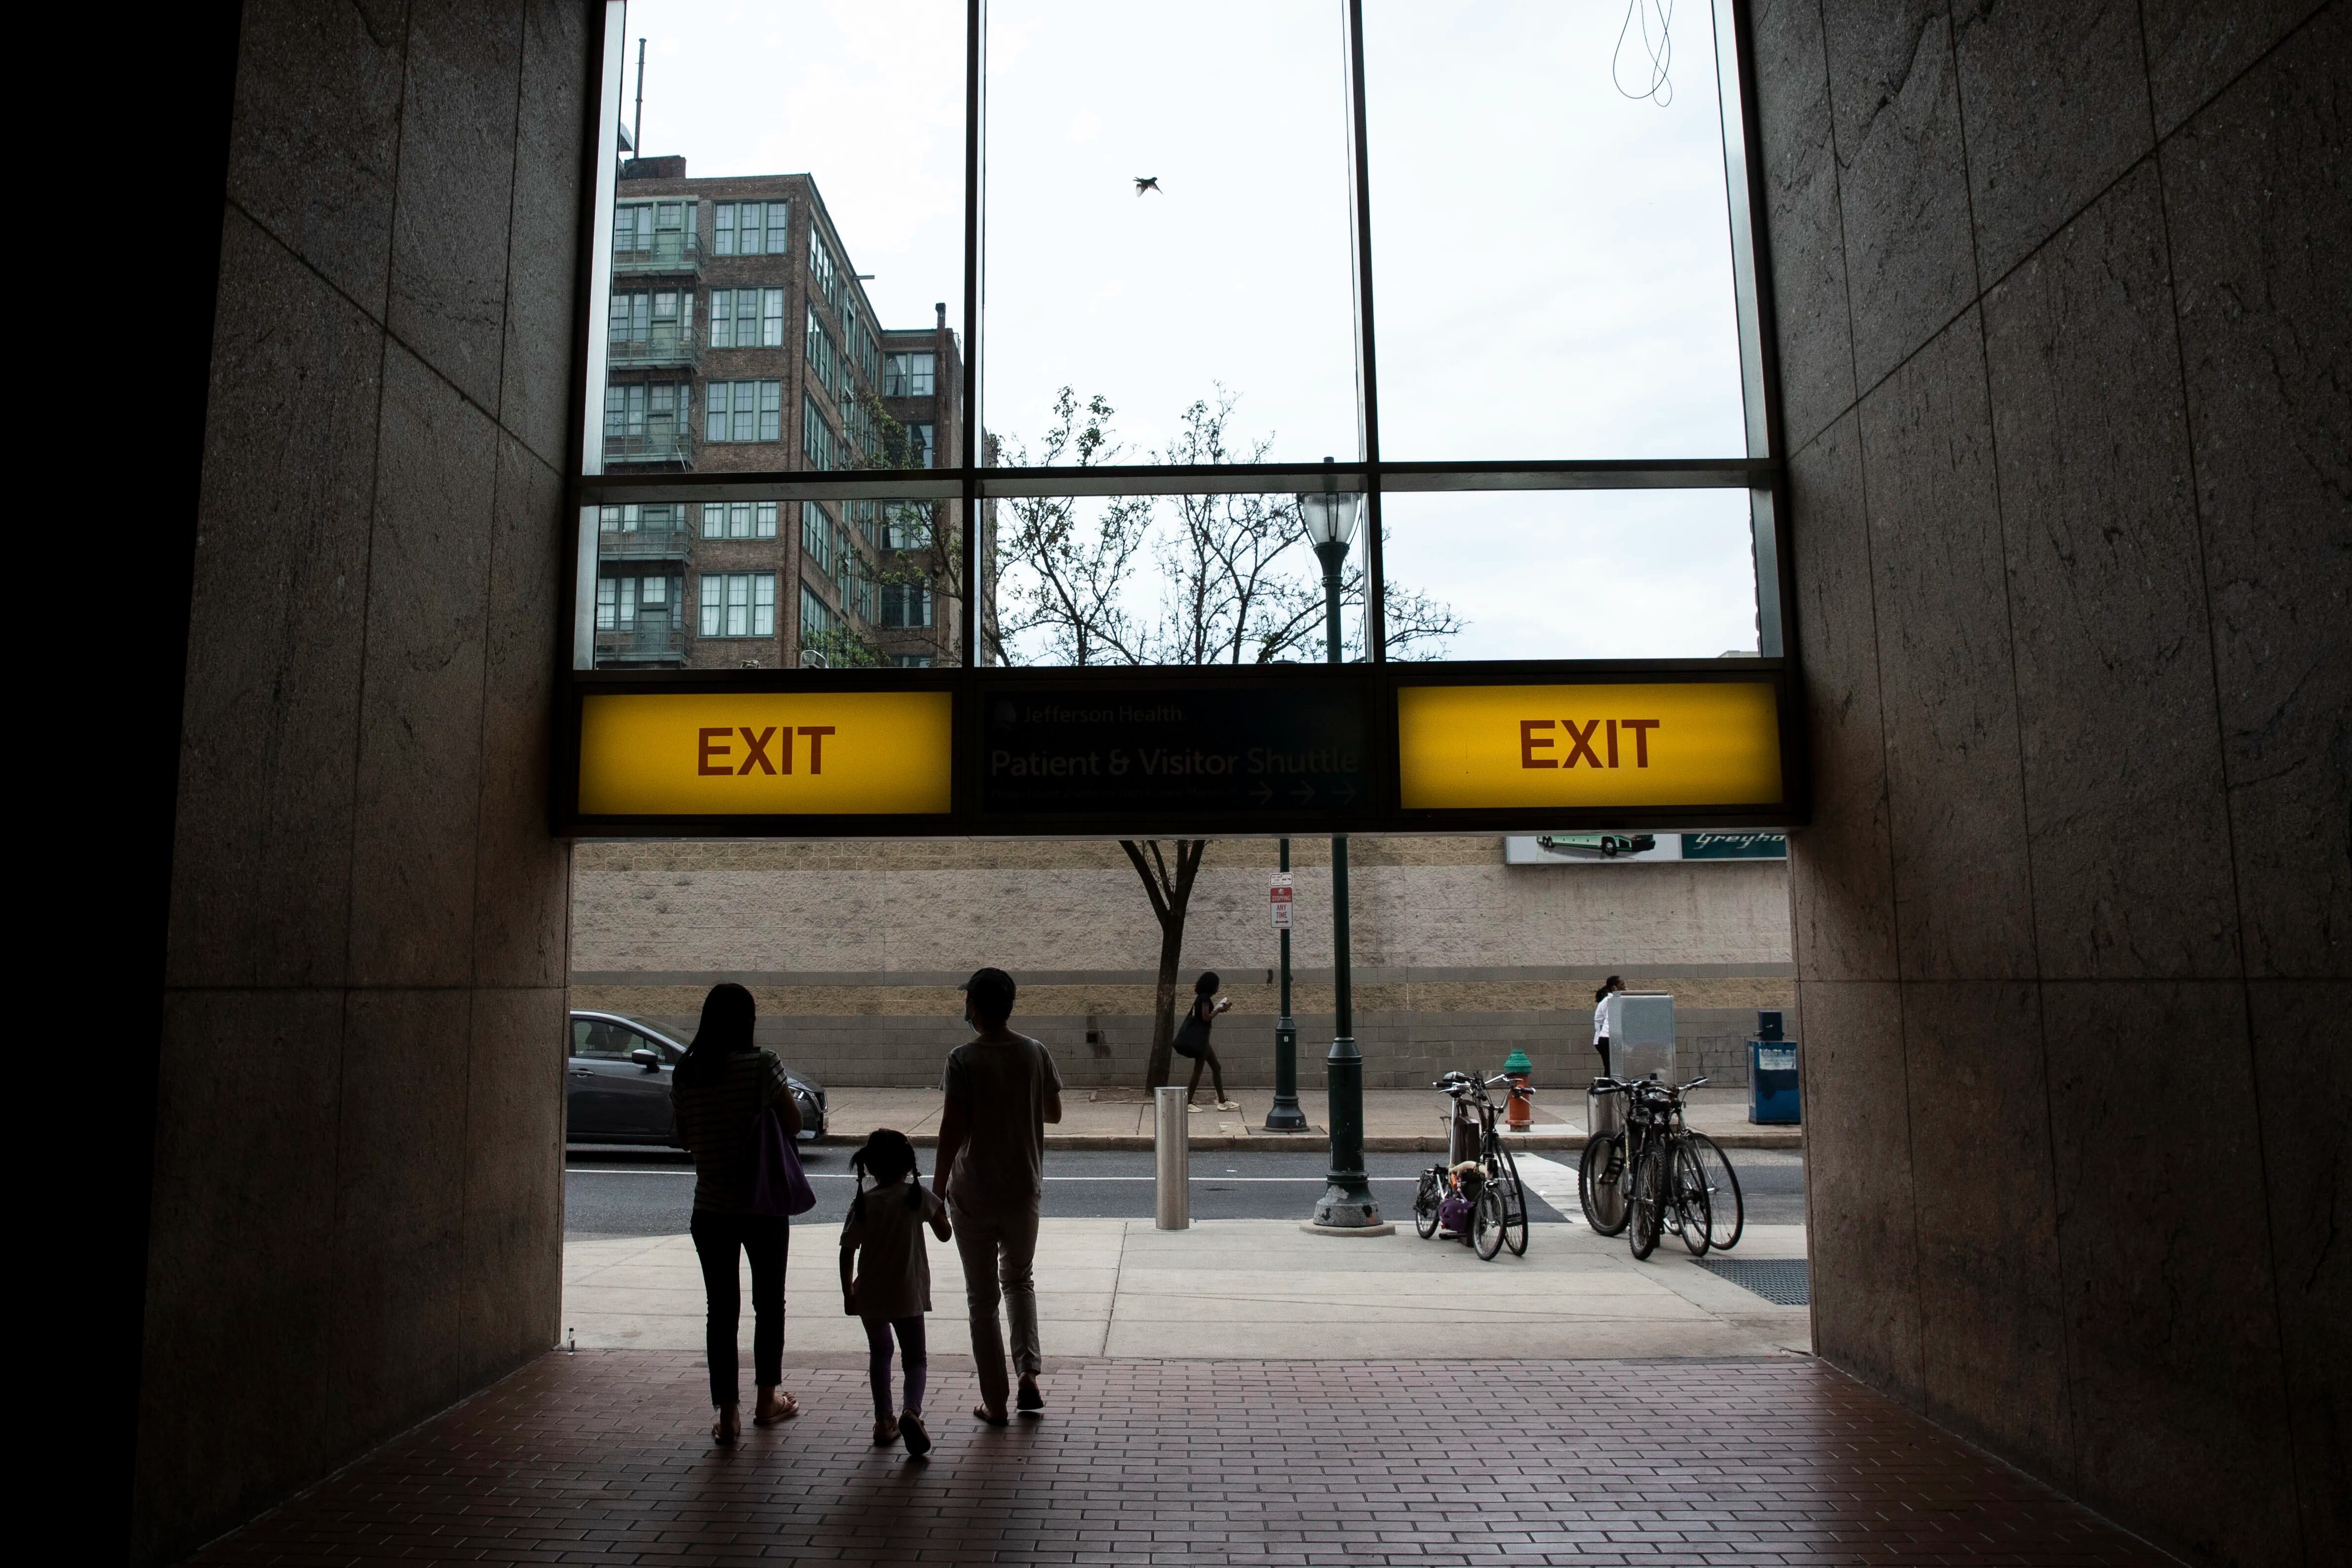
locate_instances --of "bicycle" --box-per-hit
[1577,1075,1744,1258]
[1411,1070,1530,1260]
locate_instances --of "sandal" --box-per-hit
[973,1404,1010,1426]
[712,1411,741,1446]
[753,1392,800,1426]
[900,1412,932,1457]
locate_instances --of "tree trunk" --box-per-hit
[1120,839,1207,1089]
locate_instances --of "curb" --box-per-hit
[818,1131,1803,1153]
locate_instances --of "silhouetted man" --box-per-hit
[933,967,1063,1423]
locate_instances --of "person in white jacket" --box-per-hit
[1592,975,1625,1076]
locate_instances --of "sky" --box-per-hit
[621,0,1758,660]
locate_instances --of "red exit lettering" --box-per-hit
[698,724,843,777]
[1518,718,1661,769]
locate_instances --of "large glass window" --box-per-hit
[574,1,1780,676]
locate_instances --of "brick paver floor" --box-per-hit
[191,1353,2169,1567]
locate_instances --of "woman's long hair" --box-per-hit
[673,982,757,1091]
[1594,975,1625,1006]
[1195,972,1220,995]
[849,1128,924,1220]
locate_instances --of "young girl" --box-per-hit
[839,1128,951,1455]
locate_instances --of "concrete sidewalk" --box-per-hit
[819,1084,1802,1151]
[565,1212,1812,1364]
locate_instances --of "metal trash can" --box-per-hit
[1586,1079,1626,1141]
[1154,1085,1190,1228]
[1605,992,1677,1083]
[1747,1010,1800,1124]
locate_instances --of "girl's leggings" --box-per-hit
[862,1315,927,1422]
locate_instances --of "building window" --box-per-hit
[706,380,782,442]
[803,395,840,470]
[700,501,778,541]
[609,289,691,348]
[700,572,777,637]
[881,502,933,550]
[616,200,691,256]
[808,228,842,309]
[595,573,676,629]
[800,503,835,573]
[713,199,789,256]
[600,503,682,534]
[881,582,933,628]
[908,423,937,468]
[800,583,837,641]
[603,382,687,439]
[891,654,933,668]
[711,287,785,350]
[805,307,840,392]
[883,353,936,397]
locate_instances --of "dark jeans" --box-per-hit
[1185,1043,1227,1103]
[862,1315,928,1422]
[688,1208,788,1408]
[1594,1036,1610,1075]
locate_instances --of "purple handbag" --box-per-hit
[750,1103,817,1216]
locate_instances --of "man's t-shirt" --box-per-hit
[941,1032,1062,1215]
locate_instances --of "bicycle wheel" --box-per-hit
[1473,1181,1507,1260]
[1493,1145,1530,1256]
[1673,1141,1713,1256]
[1628,1147,1666,1259]
[1578,1133,1629,1235]
[1685,1134,1745,1251]
[1413,1166,1443,1240]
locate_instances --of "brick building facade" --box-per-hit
[595,156,965,671]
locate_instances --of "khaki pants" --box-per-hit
[948,1198,1040,1413]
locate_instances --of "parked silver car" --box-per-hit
[567,1010,826,1144]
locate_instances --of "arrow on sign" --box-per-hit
[1332,780,1357,806]
[1250,781,1273,805]
[1290,781,1316,804]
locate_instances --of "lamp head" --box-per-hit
[1297,457,1362,550]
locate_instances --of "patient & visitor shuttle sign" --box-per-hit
[577,690,953,816]
[1394,682,1782,811]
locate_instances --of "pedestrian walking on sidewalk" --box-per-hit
[933,967,1063,1426]
[840,1129,951,1457]
[670,982,802,1444]
[1174,971,1238,1112]
[1592,975,1624,1076]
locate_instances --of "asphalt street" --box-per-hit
[563,1145,1807,1237]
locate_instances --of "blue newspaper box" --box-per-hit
[1747,1011,1800,1124]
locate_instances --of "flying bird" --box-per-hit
[1135,176,1161,196]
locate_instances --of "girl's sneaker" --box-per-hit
[1216,1100,1241,1110]
[899,1411,932,1457]
[872,1417,900,1447]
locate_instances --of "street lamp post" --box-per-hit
[1265,836,1307,1132]
[1300,464,1380,1230]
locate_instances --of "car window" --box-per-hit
[571,1019,637,1060]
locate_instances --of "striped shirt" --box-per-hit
[670,1048,791,1212]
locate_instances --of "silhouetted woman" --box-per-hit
[1174,971,1237,1112]
[1592,975,1625,1076]
[669,982,801,1444]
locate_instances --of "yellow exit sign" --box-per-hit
[577,690,953,816]
[1395,682,1783,810]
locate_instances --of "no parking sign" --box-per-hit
[1269,873,1294,929]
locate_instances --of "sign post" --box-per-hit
[1265,862,1305,1132]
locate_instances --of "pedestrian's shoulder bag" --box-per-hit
[750,1079,817,1217]
[1172,1001,1211,1059]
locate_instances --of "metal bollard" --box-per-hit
[1154,1085,1190,1229]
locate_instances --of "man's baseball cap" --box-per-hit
[959,967,1017,1016]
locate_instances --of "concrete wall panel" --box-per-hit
[2161,6,2352,980]
[1752,0,1854,449]
[1787,416,1898,983]
[225,0,409,318]
[500,0,588,469]
[1859,314,2036,981]
[2042,980,2299,1565]
[461,986,567,1386]
[1950,0,2152,285]
[387,0,522,410]
[2141,0,2327,135]
[169,210,381,990]
[348,346,496,986]
[1981,163,2237,981]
